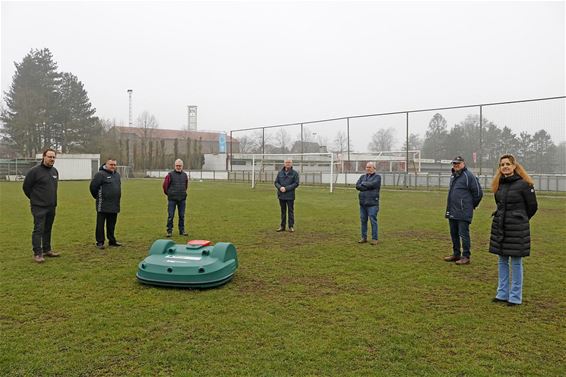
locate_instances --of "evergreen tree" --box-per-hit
[421,113,448,160]
[1,48,61,157]
[57,72,99,152]
[531,129,555,173]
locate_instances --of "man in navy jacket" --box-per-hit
[444,156,483,265]
[355,162,381,245]
[274,159,300,232]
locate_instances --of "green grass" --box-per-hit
[1,180,565,377]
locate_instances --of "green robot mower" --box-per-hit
[136,239,238,288]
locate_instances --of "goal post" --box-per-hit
[234,153,334,192]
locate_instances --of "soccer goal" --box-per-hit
[232,153,335,192]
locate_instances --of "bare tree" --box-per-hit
[331,131,349,154]
[273,128,291,154]
[368,127,396,152]
[402,133,423,151]
[137,111,159,170]
[237,135,259,154]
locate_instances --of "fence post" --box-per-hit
[479,105,483,175]
[405,112,409,188]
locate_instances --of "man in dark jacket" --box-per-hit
[355,162,381,245]
[22,148,60,263]
[162,159,189,237]
[274,159,300,232]
[89,158,122,249]
[444,156,483,265]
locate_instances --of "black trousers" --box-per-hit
[31,205,56,255]
[96,212,118,245]
[279,199,295,228]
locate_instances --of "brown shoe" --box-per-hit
[358,239,367,244]
[444,255,461,262]
[455,257,470,265]
[370,239,379,245]
[44,251,60,257]
[34,255,45,263]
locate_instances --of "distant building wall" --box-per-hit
[35,153,100,180]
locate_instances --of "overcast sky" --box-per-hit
[1,1,565,150]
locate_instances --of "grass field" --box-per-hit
[1,180,565,377]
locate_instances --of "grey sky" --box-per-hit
[1,1,565,150]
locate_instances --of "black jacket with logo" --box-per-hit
[89,165,122,213]
[22,163,59,207]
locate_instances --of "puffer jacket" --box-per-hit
[89,165,122,213]
[274,167,300,200]
[445,167,483,223]
[489,174,537,257]
[356,173,381,207]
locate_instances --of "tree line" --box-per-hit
[419,113,564,173]
[0,48,204,172]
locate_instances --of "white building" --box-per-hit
[35,153,100,180]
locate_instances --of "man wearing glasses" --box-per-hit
[23,148,60,263]
[444,156,483,265]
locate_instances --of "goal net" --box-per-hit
[231,153,335,192]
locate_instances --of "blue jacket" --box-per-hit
[274,167,300,200]
[445,167,483,223]
[356,173,381,207]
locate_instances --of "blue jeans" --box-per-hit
[448,219,470,257]
[167,199,186,233]
[360,206,378,240]
[496,255,523,304]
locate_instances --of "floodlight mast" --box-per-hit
[127,89,133,127]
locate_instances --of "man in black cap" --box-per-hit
[444,156,483,265]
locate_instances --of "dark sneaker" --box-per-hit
[288,227,295,233]
[109,242,122,247]
[180,232,188,236]
[166,232,172,237]
[44,251,60,257]
[34,255,45,263]
[96,243,105,250]
[370,239,379,245]
[507,302,521,306]
[358,239,367,244]
[492,298,507,303]
[455,257,470,265]
[444,255,461,262]
[276,227,285,232]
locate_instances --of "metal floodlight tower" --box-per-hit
[127,89,133,127]
[187,105,198,130]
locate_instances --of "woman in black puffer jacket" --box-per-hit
[489,154,538,306]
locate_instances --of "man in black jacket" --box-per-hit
[22,148,60,263]
[355,162,381,245]
[89,158,122,249]
[162,159,189,237]
[274,159,300,232]
[444,156,483,265]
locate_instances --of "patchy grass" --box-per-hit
[0,180,565,376]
